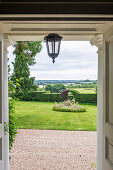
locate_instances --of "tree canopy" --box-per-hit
[45,83,65,93]
[11,41,42,97]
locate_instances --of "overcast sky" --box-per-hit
[8,41,98,80]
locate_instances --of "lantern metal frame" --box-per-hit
[44,33,63,63]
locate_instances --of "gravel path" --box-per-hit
[10,129,96,170]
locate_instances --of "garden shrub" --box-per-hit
[70,90,97,104]
[61,89,70,101]
[53,99,86,112]
[9,98,17,150]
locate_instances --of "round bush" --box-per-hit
[53,100,86,112]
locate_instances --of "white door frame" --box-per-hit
[0,22,112,170]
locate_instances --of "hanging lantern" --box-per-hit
[44,33,63,63]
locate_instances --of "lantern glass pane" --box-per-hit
[48,41,52,54]
[55,41,59,53]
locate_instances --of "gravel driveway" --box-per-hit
[10,129,96,170]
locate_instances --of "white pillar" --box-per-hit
[3,34,11,170]
[90,34,104,170]
[0,37,4,170]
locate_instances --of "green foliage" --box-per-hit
[8,79,15,98]
[11,41,42,97]
[8,78,17,150]
[70,90,97,104]
[9,98,17,150]
[45,84,52,91]
[95,85,97,94]
[53,107,86,112]
[45,83,65,93]
[53,100,86,112]
[21,91,73,102]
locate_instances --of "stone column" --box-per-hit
[3,34,12,170]
[90,34,104,170]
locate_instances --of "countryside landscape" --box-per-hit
[9,41,97,169]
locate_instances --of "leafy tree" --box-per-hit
[45,84,52,92]
[11,41,42,97]
[52,83,65,93]
[45,83,65,93]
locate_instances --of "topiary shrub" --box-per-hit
[53,99,86,112]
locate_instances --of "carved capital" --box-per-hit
[4,34,14,56]
[90,34,103,54]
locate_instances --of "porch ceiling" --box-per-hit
[1,16,113,41]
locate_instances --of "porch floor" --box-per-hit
[10,129,96,170]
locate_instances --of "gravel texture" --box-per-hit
[10,129,96,170]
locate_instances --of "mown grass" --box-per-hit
[15,101,97,131]
[70,88,96,94]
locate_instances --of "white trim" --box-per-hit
[90,34,104,170]
[3,36,9,170]
[8,34,94,41]
[0,160,2,169]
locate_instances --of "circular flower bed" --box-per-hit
[53,99,86,112]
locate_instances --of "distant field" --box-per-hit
[70,88,96,94]
[15,101,97,131]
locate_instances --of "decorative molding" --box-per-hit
[90,34,103,54]
[4,34,14,46]
[106,137,113,167]
[0,33,3,41]
[3,34,14,57]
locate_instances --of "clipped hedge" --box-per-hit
[70,90,97,104]
[53,106,86,112]
[22,91,73,102]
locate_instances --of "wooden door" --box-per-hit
[103,27,113,170]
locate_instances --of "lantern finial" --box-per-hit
[52,58,55,64]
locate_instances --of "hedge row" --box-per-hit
[22,91,73,102]
[53,106,86,112]
[70,90,97,104]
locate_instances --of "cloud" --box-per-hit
[8,41,98,80]
[30,41,98,80]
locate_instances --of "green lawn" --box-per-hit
[70,88,96,94]
[15,101,97,131]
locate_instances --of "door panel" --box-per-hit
[109,42,113,125]
[103,33,113,170]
